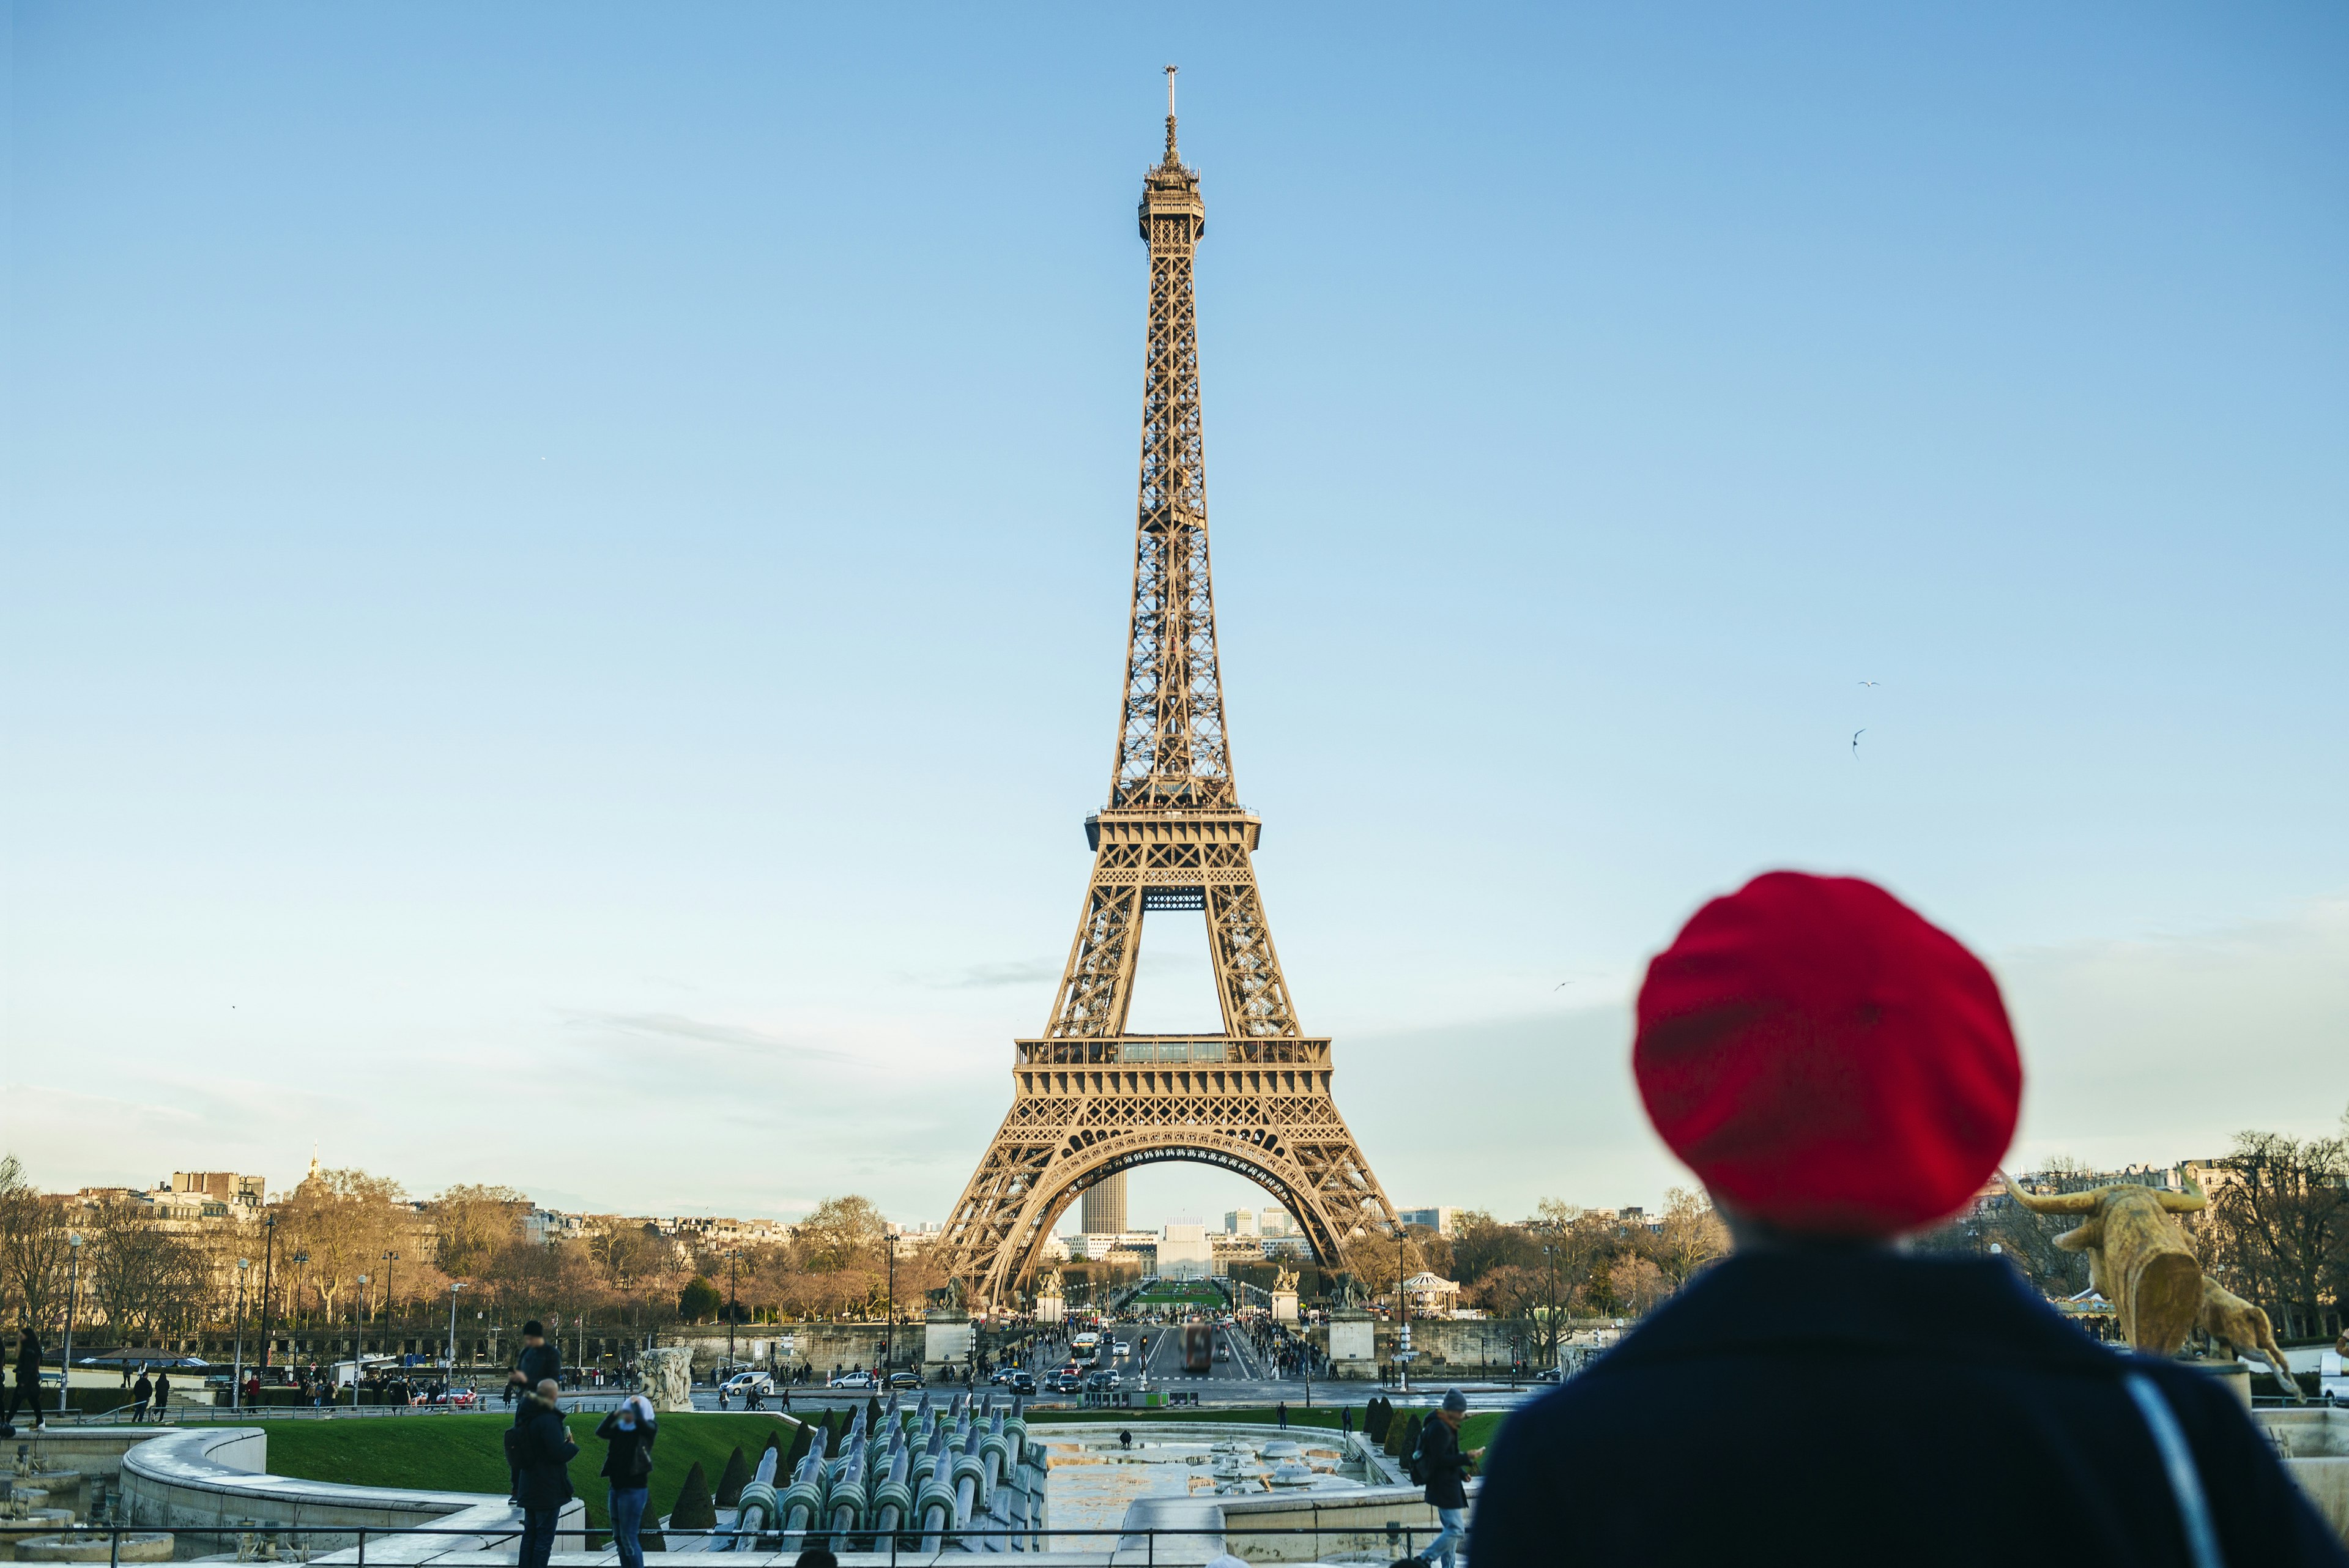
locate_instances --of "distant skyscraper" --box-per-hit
[1224,1208,1260,1237]
[1081,1172,1128,1235]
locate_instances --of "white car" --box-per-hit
[828,1370,877,1390]
[1112,1342,1131,1358]
[721,1371,774,1397]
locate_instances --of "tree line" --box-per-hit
[0,1160,947,1348]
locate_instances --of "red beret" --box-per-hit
[1635,872,2021,1237]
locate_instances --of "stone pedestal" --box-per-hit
[1035,1293,1065,1325]
[640,1345,694,1413]
[1271,1290,1299,1323]
[925,1309,974,1368]
[1328,1308,1374,1367]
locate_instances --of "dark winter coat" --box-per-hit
[514,1342,561,1392]
[13,1334,39,1377]
[511,1396,579,1509]
[1470,1249,2348,1568]
[132,1374,154,1406]
[1417,1412,1471,1510]
[595,1411,656,1485]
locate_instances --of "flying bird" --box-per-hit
[1554,981,1575,990]
[1858,680,1880,688]
[1852,729,1866,754]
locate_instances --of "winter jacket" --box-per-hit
[1471,1249,2348,1568]
[511,1395,579,1510]
[1417,1413,1471,1510]
[513,1342,561,1392]
[595,1410,656,1485]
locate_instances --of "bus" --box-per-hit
[1071,1331,1101,1367]
[1181,1322,1214,1375]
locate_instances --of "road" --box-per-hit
[1100,1320,1526,1411]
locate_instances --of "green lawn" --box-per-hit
[257,1411,801,1534]
[1128,1280,1228,1306]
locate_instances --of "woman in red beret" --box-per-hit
[1469,872,2343,1568]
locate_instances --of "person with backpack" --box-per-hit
[1469,871,2348,1567]
[511,1378,577,1568]
[504,1323,561,1499]
[1409,1391,1479,1568]
[595,1393,657,1568]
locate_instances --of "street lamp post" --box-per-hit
[885,1234,897,1373]
[59,1233,84,1415]
[447,1282,465,1378]
[232,1259,251,1410]
[289,1251,310,1377]
[381,1252,398,1365]
[258,1214,279,1375]
[725,1250,740,1379]
[353,1273,370,1405]
[1392,1227,1412,1394]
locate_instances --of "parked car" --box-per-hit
[828,1370,877,1390]
[1009,1372,1036,1395]
[1083,1369,1121,1391]
[886,1371,923,1389]
[722,1371,776,1397]
[410,1386,480,1408]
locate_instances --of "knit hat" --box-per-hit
[523,1320,545,1337]
[1441,1388,1468,1413]
[1634,871,2020,1238]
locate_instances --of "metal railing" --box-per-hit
[25,1519,1442,1565]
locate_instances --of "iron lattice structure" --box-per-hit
[938,86,1402,1309]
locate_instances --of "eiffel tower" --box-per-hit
[938,72,1401,1309]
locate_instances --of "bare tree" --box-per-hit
[83,1198,210,1341]
[1608,1255,1669,1317]
[1649,1188,1729,1291]
[428,1185,528,1280]
[2205,1132,2349,1340]
[0,1157,75,1333]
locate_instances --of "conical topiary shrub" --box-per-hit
[713,1446,750,1508]
[667,1460,717,1534]
[783,1418,813,1473]
[867,1395,883,1431]
[1398,1413,1423,1465]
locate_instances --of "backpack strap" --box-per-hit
[2123,1372,2224,1568]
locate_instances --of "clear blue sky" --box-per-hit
[6,4,2345,1230]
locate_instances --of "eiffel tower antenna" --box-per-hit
[937,81,1401,1310]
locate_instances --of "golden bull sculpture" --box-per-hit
[2000,1172,2304,1401]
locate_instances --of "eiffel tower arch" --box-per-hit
[937,74,1401,1310]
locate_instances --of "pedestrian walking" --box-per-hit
[512,1378,577,1568]
[1277,1400,1288,1430]
[596,1393,657,1568]
[506,1323,561,1498]
[1409,1390,1477,1568]
[4,1329,43,1432]
[1469,870,2348,1568]
[153,1369,172,1419]
[132,1371,154,1422]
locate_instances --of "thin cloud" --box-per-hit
[560,1010,852,1061]
[930,960,1058,990]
